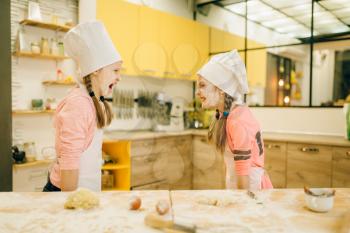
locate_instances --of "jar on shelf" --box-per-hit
[31,42,40,54]
[23,142,37,162]
[41,38,49,55]
[58,42,64,56]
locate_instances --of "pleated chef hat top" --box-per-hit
[64,21,122,82]
[197,50,249,100]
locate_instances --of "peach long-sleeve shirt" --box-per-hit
[50,87,96,188]
[226,105,265,176]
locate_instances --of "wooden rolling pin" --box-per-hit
[144,212,196,233]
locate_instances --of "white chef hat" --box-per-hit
[197,50,249,102]
[64,21,122,82]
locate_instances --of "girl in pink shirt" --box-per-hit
[196,50,273,190]
[43,21,122,192]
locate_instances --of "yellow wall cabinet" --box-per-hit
[97,0,209,81]
[97,0,139,76]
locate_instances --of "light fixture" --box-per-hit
[284,96,290,104]
[279,79,284,87]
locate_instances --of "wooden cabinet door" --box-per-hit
[287,143,332,188]
[264,141,287,188]
[192,136,225,189]
[96,0,139,76]
[13,164,49,191]
[168,136,192,190]
[332,147,350,188]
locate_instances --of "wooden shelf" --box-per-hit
[13,159,53,169]
[42,80,76,86]
[20,19,72,32]
[12,110,55,115]
[102,164,129,170]
[13,51,69,60]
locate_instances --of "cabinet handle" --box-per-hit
[146,155,157,163]
[346,151,350,158]
[300,147,319,153]
[200,138,207,143]
[142,69,156,73]
[182,73,192,77]
[164,71,175,76]
[265,144,281,150]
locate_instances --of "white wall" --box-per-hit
[251,107,345,136]
[11,0,78,155]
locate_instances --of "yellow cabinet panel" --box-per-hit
[191,22,209,81]
[136,6,166,77]
[224,31,245,51]
[97,0,139,76]
[173,43,199,79]
[210,27,225,54]
[247,49,267,87]
[160,13,179,78]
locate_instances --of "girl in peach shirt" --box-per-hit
[43,21,122,192]
[196,50,273,190]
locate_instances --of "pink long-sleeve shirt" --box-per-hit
[226,105,265,176]
[50,87,96,188]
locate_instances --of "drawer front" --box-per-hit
[193,136,217,171]
[332,147,350,188]
[13,166,48,192]
[264,141,287,188]
[131,139,156,157]
[287,143,332,188]
[131,152,168,187]
[131,180,169,190]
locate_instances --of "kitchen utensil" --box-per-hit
[23,142,37,162]
[41,38,49,55]
[12,146,26,164]
[304,188,335,212]
[31,99,43,110]
[41,146,55,160]
[31,42,40,54]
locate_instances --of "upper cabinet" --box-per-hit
[135,6,167,78]
[97,0,209,80]
[97,0,139,76]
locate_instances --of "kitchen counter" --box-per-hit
[1,189,349,233]
[104,129,350,147]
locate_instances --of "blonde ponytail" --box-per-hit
[83,75,113,128]
[208,93,234,153]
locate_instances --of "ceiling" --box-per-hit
[200,0,350,39]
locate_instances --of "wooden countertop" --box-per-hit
[0,189,349,232]
[104,129,350,147]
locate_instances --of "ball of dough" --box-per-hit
[64,188,100,210]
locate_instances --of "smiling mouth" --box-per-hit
[109,82,116,89]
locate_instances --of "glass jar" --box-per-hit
[23,142,37,162]
[41,38,49,55]
[31,42,40,54]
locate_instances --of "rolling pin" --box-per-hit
[144,212,196,233]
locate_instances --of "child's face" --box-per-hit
[96,61,123,96]
[196,75,222,109]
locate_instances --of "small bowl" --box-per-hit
[304,188,335,213]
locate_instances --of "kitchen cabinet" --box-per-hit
[130,136,192,190]
[134,6,167,77]
[190,22,209,81]
[13,161,50,192]
[264,141,287,188]
[246,49,267,87]
[332,147,350,188]
[131,180,169,190]
[168,136,192,190]
[287,143,332,188]
[192,136,225,189]
[210,27,245,54]
[96,0,139,76]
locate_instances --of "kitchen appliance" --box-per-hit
[153,93,184,132]
[12,146,26,164]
